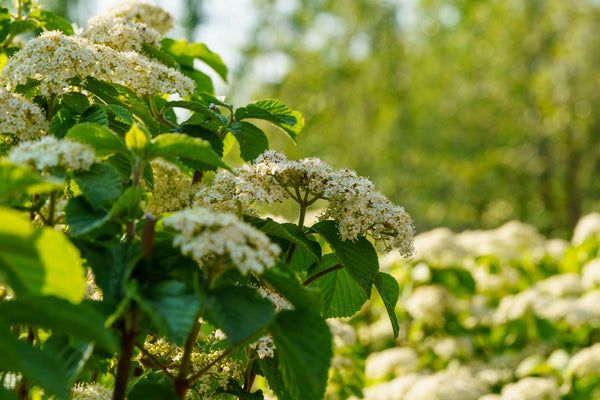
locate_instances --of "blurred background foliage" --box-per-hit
[35,0,600,238]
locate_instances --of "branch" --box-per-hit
[303,263,343,286]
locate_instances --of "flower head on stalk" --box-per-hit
[195,151,415,255]
[162,207,281,275]
[84,15,161,52]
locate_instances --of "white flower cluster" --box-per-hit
[249,336,276,359]
[8,136,96,172]
[257,285,293,311]
[84,15,161,52]
[566,343,600,378]
[144,160,194,216]
[195,151,415,255]
[71,382,113,400]
[0,31,194,97]
[572,212,600,245]
[0,88,48,142]
[162,208,281,275]
[403,284,457,326]
[499,377,560,400]
[85,268,103,301]
[365,347,419,381]
[107,1,175,35]
[327,318,357,347]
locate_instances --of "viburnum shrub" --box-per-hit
[0,1,414,399]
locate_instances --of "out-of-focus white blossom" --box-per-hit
[195,151,415,255]
[581,258,600,290]
[365,347,419,380]
[327,319,357,347]
[144,160,194,216]
[404,285,457,326]
[0,88,48,142]
[361,373,421,400]
[544,238,569,260]
[500,377,559,400]
[107,1,174,34]
[162,208,281,275]
[536,273,582,297]
[71,382,113,400]
[413,227,467,266]
[403,367,488,400]
[566,343,600,378]
[8,136,96,172]
[546,349,570,371]
[84,15,161,52]
[572,212,600,245]
[0,31,194,97]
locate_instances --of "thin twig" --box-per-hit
[303,263,343,286]
[135,343,177,380]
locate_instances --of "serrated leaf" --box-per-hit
[29,10,74,35]
[258,356,294,400]
[245,217,320,263]
[234,100,304,141]
[0,207,86,303]
[149,133,229,170]
[127,375,179,400]
[107,104,134,124]
[142,42,179,69]
[50,108,77,138]
[197,93,232,110]
[268,309,332,400]
[109,186,143,221]
[125,124,151,156]
[161,38,228,82]
[261,269,321,311]
[60,92,90,113]
[312,254,368,318]
[83,77,160,134]
[165,100,228,126]
[65,196,110,236]
[374,271,400,338]
[217,381,264,399]
[311,220,379,296]
[182,68,214,94]
[74,163,123,208]
[229,121,269,161]
[0,297,117,351]
[0,326,70,400]
[43,335,94,382]
[9,19,38,36]
[81,104,108,125]
[134,281,202,346]
[205,286,275,346]
[66,123,130,159]
[180,124,224,156]
[0,162,61,198]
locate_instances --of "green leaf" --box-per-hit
[49,108,77,138]
[127,374,179,400]
[311,220,379,297]
[0,297,117,351]
[43,335,93,382]
[109,186,143,221]
[107,104,134,124]
[258,355,294,400]
[246,217,320,263]
[205,286,276,346]
[312,254,368,318]
[0,386,19,400]
[9,19,39,36]
[430,267,476,296]
[268,309,332,400]
[0,326,70,400]
[181,68,214,94]
[0,162,61,199]
[149,133,230,170]
[29,10,74,35]
[180,124,224,156]
[260,269,321,311]
[228,121,269,161]
[161,38,228,82]
[234,100,304,141]
[0,207,86,303]
[80,104,109,126]
[142,42,179,69]
[60,92,90,113]
[217,381,264,399]
[0,8,11,44]
[374,271,400,338]
[83,77,160,134]
[125,124,151,158]
[66,123,130,159]
[65,196,110,236]
[165,100,228,126]
[74,163,123,208]
[135,281,202,346]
